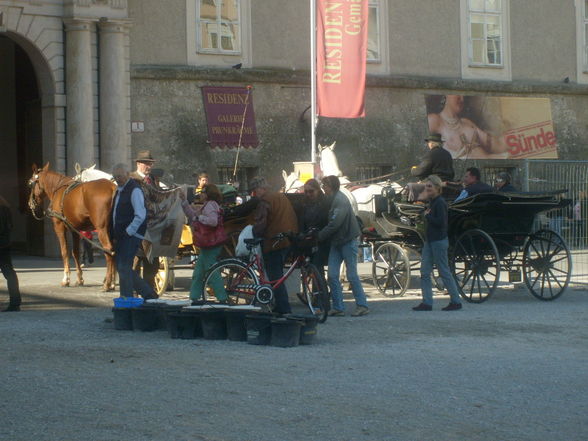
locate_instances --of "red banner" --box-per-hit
[316,0,368,118]
[201,86,259,148]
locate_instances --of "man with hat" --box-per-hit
[249,176,298,315]
[406,133,455,201]
[110,163,157,301]
[130,150,157,188]
[411,133,455,182]
[130,149,159,289]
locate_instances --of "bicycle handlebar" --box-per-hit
[271,228,319,249]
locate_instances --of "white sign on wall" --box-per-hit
[131,121,145,133]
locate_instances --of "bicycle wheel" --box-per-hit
[300,264,329,323]
[203,258,259,305]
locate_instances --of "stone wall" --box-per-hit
[130,66,588,189]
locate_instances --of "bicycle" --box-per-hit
[202,231,330,322]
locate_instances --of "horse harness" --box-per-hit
[28,176,114,256]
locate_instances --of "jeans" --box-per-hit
[115,235,156,298]
[420,238,461,306]
[0,247,20,306]
[137,255,159,290]
[191,246,226,301]
[82,240,94,264]
[328,238,368,311]
[263,248,291,314]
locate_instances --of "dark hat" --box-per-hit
[247,176,267,193]
[151,168,164,178]
[135,150,156,163]
[424,133,444,143]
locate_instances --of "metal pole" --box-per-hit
[310,0,317,164]
[232,86,252,183]
[522,159,530,192]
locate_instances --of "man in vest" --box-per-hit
[130,150,159,290]
[249,176,298,314]
[111,163,158,300]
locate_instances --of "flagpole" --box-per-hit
[310,0,317,164]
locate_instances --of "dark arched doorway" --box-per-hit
[0,35,45,255]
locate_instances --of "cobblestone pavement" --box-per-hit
[0,256,587,441]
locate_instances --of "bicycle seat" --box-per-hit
[244,237,264,246]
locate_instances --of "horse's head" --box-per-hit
[28,162,50,217]
[318,141,342,178]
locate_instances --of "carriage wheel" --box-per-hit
[452,229,500,303]
[407,248,444,292]
[154,257,171,295]
[372,243,411,297]
[523,229,571,301]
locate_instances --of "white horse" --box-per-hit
[282,144,359,216]
[74,164,113,182]
[317,142,404,227]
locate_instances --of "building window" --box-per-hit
[217,166,257,188]
[197,0,241,54]
[460,0,510,81]
[367,1,381,63]
[467,0,503,66]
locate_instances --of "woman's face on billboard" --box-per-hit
[445,95,464,114]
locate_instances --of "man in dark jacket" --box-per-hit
[111,164,157,300]
[318,176,369,317]
[411,133,455,181]
[454,167,493,202]
[0,196,21,312]
[407,133,455,201]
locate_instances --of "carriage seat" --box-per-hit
[394,202,426,218]
[442,181,462,201]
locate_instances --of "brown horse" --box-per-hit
[28,163,117,290]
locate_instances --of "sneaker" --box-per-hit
[412,303,432,311]
[328,309,345,317]
[351,306,369,317]
[442,302,462,311]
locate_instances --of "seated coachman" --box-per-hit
[406,133,455,201]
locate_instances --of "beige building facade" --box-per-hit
[1,0,588,254]
[0,0,131,252]
[128,0,588,184]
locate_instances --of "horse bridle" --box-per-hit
[27,173,46,220]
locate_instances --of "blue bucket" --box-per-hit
[113,297,144,308]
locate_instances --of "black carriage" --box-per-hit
[368,189,572,303]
